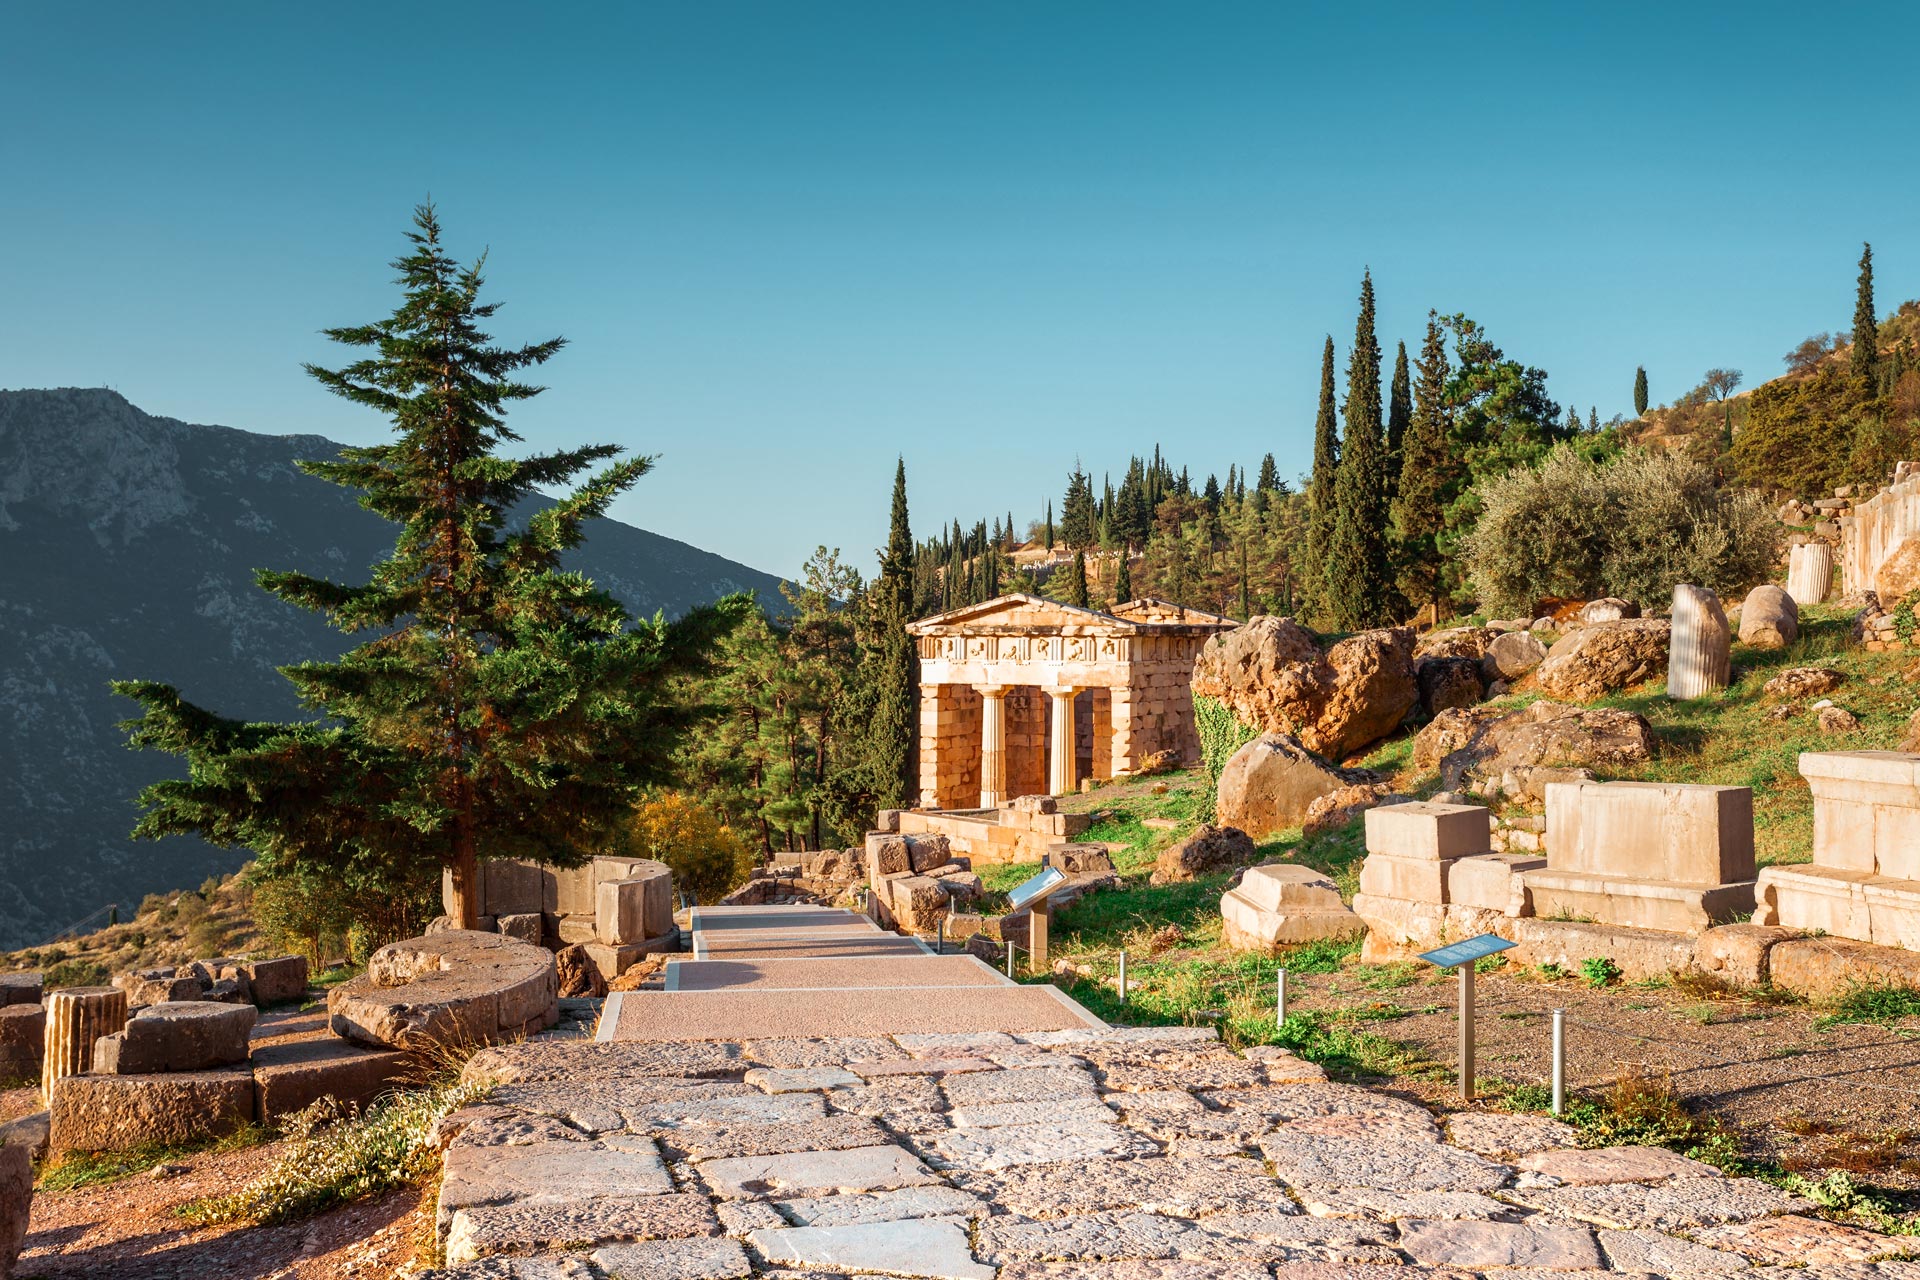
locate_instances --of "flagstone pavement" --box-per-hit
[414,906,1920,1280]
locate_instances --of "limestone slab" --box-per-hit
[744,1036,905,1067]
[747,1218,994,1280]
[1300,1187,1517,1220]
[1597,1227,1754,1273]
[1203,1082,1435,1129]
[996,1264,1271,1280]
[1398,1217,1603,1269]
[631,1092,823,1131]
[48,1067,256,1153]
[654,1114,892,1161]
[1257,1130,1509,1192]
[774,1185,989,1227]
[1507,1176,1810,1230]
[1516,1143,1723,1185]
[925,1117,1158,1171]
[850,1055,996,1078]
[1445,1112,1578,1158]
[444,1193,720,1265]
[1693,1214,1919,1266]
[960,1155,1285,1220]
[941,1064,1099,1106]
[948,1096,1116,1128]
[93,1000,256,1074]
[607,985,1099,1040]
[696,1143,938,1199]
[744,1066,859,1093]
[973,1210,1251,1264]
[591,1237,754,1280]
[1363,802,1492,860]
[437,1135,672,1230]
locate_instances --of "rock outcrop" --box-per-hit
[1577,598,1639,625]
[1481,631,1546,682]
[1737,585,1799,650]
[1302,784,1413,837]
[1421,700,1657,800]
[1414,627,1499,661]
[1192,619,1418,760]
[1535,618,1671,702]
[1416,657,1482,717]
[1764,666,1844,700]
[1151,825,1258,884]
[1214,734,1353,841]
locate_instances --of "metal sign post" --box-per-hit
[1005,865,1068,975]
[1416,933,1515,1104]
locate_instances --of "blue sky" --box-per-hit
[3,3,1916,580]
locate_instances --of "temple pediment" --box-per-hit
[907,593,1237,638]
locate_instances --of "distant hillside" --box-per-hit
[0,388,787,950]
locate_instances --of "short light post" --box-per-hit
[1551,1007,1567,1115]
[1117,950,1128,1002]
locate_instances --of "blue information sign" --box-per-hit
[1417,934,1516,969]
[1007,865,1067,912]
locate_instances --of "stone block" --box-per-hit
[1506,917,1697,983]
[1357,854,1448,904]
[0,1140,27,1280]
[906,834,953,873]
[1235,863,1347,914]
[114,969,204,1007]
[1768,934,1920,1000]
[598,878,650,945]
[583,933,677,979]
[1755,864,1875,940]
[49,1067,257,1153]
[888,876,952,932]
[557,916,599,945]
[865,834,911,880]
[497,912,543,945]
[0,974,42,1008]
[1364,801,1493,861]
[329,930,557,1050]
[0,1005,44,1082]
[1544,780,1755,886]
[1692,923,1803,988]
[875,809,903,833]
[251,1034,413,1122]
[93,1000,256,1074]
[1801,750,1920,880]
[1447,853,1545,914]
[1525,869,1754,933]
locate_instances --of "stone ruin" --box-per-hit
[434,854,677,979]
[1220,863,1362,953]
[1757,750,1920,948]
[896,795,1097,865]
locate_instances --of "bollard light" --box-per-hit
[1551,1007,1567,1116]
[1117,950,1128,1002]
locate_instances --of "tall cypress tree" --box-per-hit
[1386,340,1412,497]
[1063,550,1090,609]
[1256,453,1279,492]
[1564,404,1581,436]
[858,459,918,806]
[1044,500,1054,550]
[1304,335,1340,616]
[1852,241,1879,397]
[1589,406,1600,433]
[114,206,744,931]
[1389,310,1451,616]
[1633,366,1649,416]
[1325,271,1392,629]
[1113,552,1133,605]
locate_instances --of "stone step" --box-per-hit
[600,984,1105,1042]
[693,933,933,960]
[667,955,1012,992]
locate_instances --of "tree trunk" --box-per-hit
[449,809,480,929]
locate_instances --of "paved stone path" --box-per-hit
[419,905,1920,1279]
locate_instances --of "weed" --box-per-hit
[1578,956,1622,988]
[1781,1170,1920,1235]
[1670,969,1740,1001]
[1474,954,1507,976]
[1355,963,1417,991]
[1274,935,1362,975]
[1537,962,1568,981]
[1816,982,1920,1029]
[1529,1067,1744,1171]
[178,1077,488,1227]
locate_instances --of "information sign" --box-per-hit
[1417,934,1516,970]
[1007,865,1066,912]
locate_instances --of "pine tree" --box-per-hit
[1113,551,1133,605]
[1589,406,1600,433]
[1325,271,1393,629]
[1633,366,1649,416]
[114,206,744,931]
[1063,550,1090,609]
[1389,310,1451,616]
[1304,335,1340,616]
[1564,404,1581,436]
[1853,241,1879,397]
[1386,340,1412,497]
[1061,466,1097,549]
[1256,453,1279,492]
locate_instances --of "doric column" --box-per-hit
[1667,583,1731,700]
[975,684,1010,808]
[1787,542,1833,606]
[43,985,127,1102]
[1046,687,1079,796]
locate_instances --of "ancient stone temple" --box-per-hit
[907,595,1237,809]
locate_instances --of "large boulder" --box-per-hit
[1578,598,1640,625]
[1415,627,1499,662]
[1215,734,1352,841]
[328,930,557,1051]
[1151,825,1258,884]
[1535,618,1671,702]
[1431,700,1657,800]
[1302,784,1412,837]
[1416,657,1483,717]
[1192,618,1418,760]
[1411,706,1504,772]
[0,1139,27,1280]
[1737,585,1799,650]
[1482,631,1547,682]
[1873,535,1920,601]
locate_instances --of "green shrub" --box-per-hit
[1194,695,1258,798]
[1465,444,1778,616]
[1579,956,1622,988]
[43,958,109,989]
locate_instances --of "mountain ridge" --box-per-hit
[0,387,787,949]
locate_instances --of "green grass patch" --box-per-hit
[1815,982,1920,1029]
[40,1124,271,1192]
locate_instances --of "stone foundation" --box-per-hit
[1755,751,1920,947]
